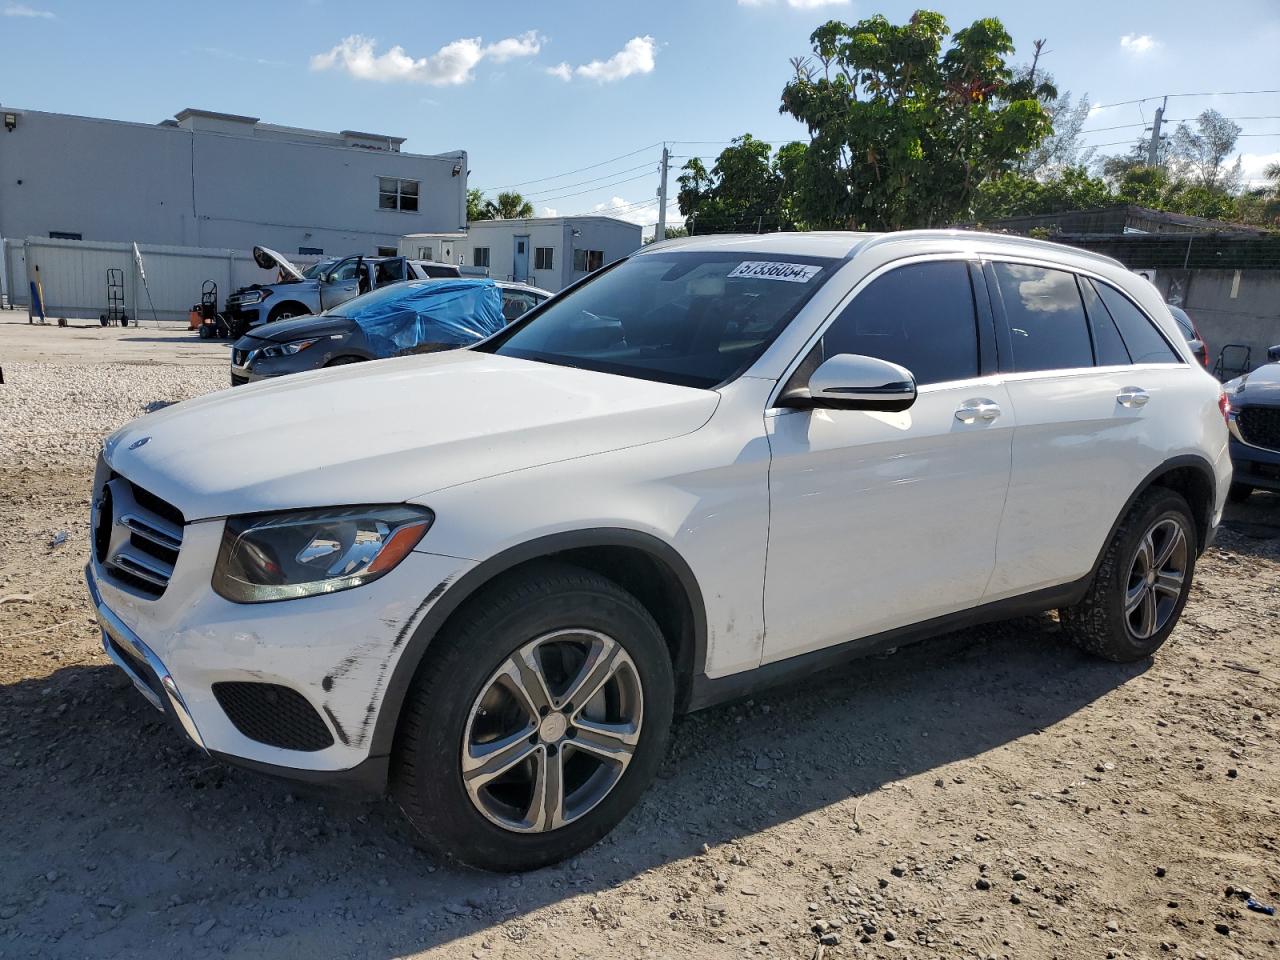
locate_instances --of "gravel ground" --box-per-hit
[2,318,1279,960]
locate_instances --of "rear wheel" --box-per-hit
[1228,482,1253,504]
[1060,489,1197,662]
[392,563,674,872]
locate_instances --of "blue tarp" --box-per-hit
[340,280,507,356]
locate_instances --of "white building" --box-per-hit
[0,105,468,260]
[402,216,643,292]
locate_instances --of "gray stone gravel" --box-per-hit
[0,360,225,469]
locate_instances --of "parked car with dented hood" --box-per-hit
[87,230,1229,872]
[223,246,461,334]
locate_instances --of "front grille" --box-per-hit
[212,682,334,752]
[94,474,185,599]
[1238,406,1280,452]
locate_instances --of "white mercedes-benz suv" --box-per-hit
[86,231,1230,871]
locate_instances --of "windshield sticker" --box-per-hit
[727,261,821,283]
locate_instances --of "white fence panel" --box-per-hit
[1,237,319,323]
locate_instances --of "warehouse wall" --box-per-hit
[1148,269,1280,373]
[0,107,467,269]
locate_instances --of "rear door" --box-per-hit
[983,260,1187,600]
[763,258,1014,663]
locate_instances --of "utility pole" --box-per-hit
[655,144,670,242]
[1147,97,1167,166]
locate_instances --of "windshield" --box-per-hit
[323,281,431,318]
[483,251,839,388]
[301,258,339,280]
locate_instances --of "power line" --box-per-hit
[1081,115,1280,136]
[530,171,656,205]
[1089,89,1280,111]
[518,162,656,200]
[473,142,662,193]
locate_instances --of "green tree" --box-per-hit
[676,135,804,234]
[467,188,488,222]
[778,11,1053,230]
[1169,109,1243,192]
[469,190,535,221]
[973,165,1112,219]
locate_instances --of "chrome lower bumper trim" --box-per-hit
[85,564,208,751]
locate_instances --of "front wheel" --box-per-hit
[392,563,674,872]
[1060,489,1197,662]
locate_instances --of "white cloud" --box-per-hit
[546,62,572,82]
[738,0,850,7]
[1240,151,1280,188]
[482,30,542,63]
[4,4,55,17]
[541,206,559,218]
[311,31,542,86]
[572,36,656,83]
[1119,33,1159,55]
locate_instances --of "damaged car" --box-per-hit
[223,246,461,334]
[229,279,550,385]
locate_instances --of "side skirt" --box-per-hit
[686,577,1090,712]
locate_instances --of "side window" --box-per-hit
[1091,280,1181,363]
[534,247,554,271]
[329,259,360,282]
[991,262,1093,372]
[819,261,979,386]
[502,291,537,321]
[1079,278,1131,366]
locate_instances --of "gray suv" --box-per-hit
[223,247,460,334]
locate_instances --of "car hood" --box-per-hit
[103,351,720,522]
[253,245,305,282]
[240,314,353,344]
[1228,361,1280,405]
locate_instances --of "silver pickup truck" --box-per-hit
[223,246,460,333]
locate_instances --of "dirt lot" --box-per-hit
[2,315,1278,960]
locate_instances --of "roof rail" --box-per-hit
[858,229,1126,269]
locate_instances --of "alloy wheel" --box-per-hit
[1124,517,1188,640]
[461,630,643,833]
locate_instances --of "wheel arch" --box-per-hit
[1092,454,1219,577]
[369,529,708,761]
[268,300,311,322]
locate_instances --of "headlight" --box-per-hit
[236,290,265,305]
[212,505,433,603]
[259,338,320,359]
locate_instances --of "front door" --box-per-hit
[763,259,1014,664]
[319,257,362,310]
[513,236,530,282]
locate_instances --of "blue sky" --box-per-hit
[3,0,1278,234]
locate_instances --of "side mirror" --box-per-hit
[1268,344,1280,363]
[779,354,917,412]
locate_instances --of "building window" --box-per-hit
[574,249,605,272]
[49,231,82,241]
[473,247,491,268]
[376,246,398,257]
[378,177,419,212]
[298,246,324,256]
[416,246,434,261]
[534,247,554,271]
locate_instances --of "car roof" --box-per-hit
[641,229,1126,272]
[494,281,552,297]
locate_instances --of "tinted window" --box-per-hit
[819,261,978,386]
[1092,281,1181,363]
[329,259,361,282]
[1079,278,1130,366]
[487,252,838,388]
[992,263,1093,372]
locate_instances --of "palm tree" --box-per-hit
[482,191,535,220]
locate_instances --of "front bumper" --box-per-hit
[1229,437,1280,491]
[86,526,473,788]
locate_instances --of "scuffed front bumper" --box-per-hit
[86,522,473,790]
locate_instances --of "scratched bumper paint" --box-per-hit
[89,515,474,772]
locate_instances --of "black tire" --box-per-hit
[392,562,674,872]
[1059,488,1197,662]
[324,355,364,367]
[1227,482,1253,504]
